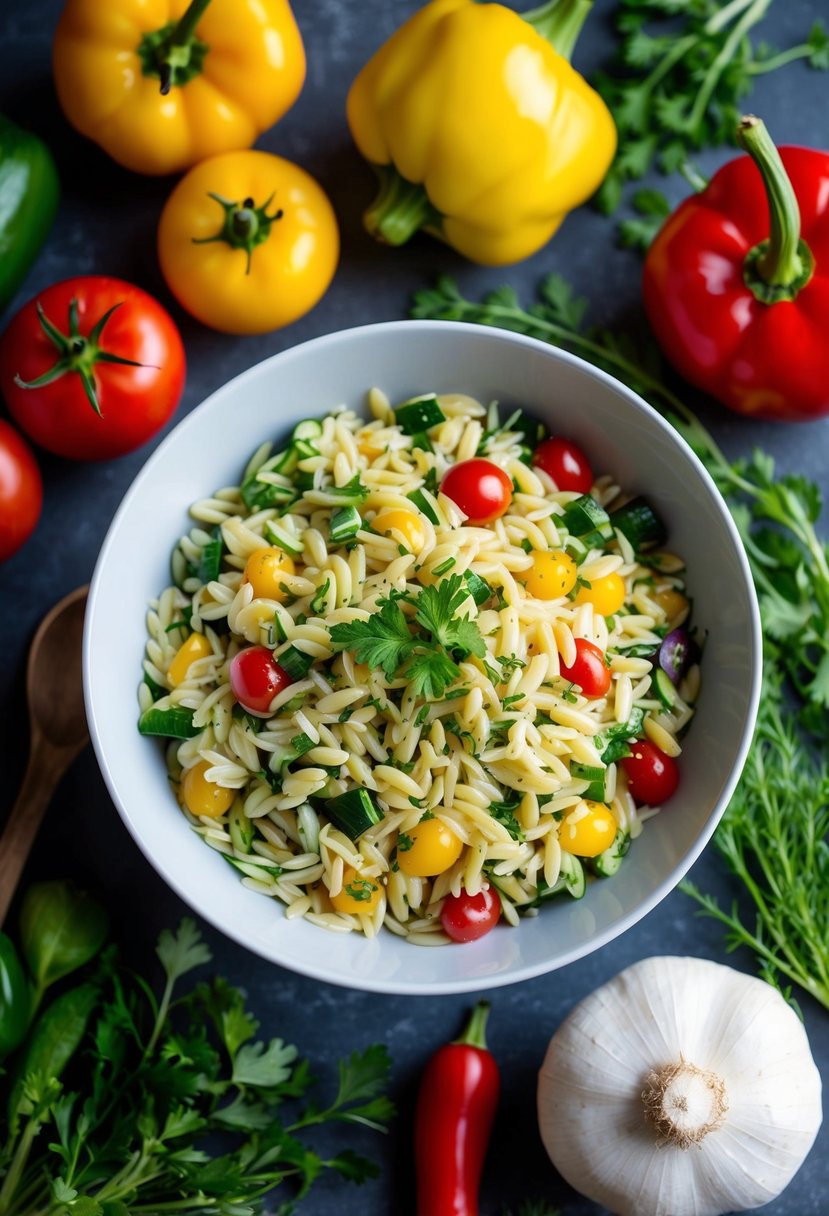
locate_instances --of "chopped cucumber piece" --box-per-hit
[411,432,433,452]
[229,801,254,853]
[560,495,614,545]
[394,394,445,435]
[407,487,441,524]
[654,667,678,709]
[464,571,492,606]
[330,505,362,544]
[590,828,631,877]
[292,438,319,460]
[327,474,369,505]
[612,497,667,549]
[272,447,299,475]
[292,419,323,441]
[560,851,586,899]
[570,761,608,801]
[324,788,384,839]
[138,706,199,739]
[277,645,314,681]
[264,520,304,557]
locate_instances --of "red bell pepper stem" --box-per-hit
[737,114,815,304]
[414,1001,500,1216]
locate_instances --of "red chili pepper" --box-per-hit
[643,114,829,422]
[414,1000,499,1216]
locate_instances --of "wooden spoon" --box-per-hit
[0,586,89,926]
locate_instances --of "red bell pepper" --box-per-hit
[643,115,829,422]
[414,1001,499,1216]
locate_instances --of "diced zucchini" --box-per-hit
[559,851,586,899]
[271,447,299,476]
[394,394,445,435]
[464,571,492,606]
[590,828,631,877]
[560,495,614,544]
[612,497,667,549]
[264,519,304,557]
[292,419,323,442]
[407,487,441,524]
[229,801,254,853]
[654,667,677,709]
[326,474,369,505]
[292,438,319,460]
[330,505,362,545]
[411,432,433,453]
[241,469,296,511]
[277,645,314,681]
[324,788,384,839]
[137,706,199,739]
[570,761,608,801]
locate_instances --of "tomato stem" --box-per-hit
[453,1001,491,1051]
[523,0,591,62]
[738,115,815,304]
[193,192,284,275]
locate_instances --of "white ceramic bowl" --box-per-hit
[84,321,761,995]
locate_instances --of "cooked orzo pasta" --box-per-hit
[138,390,700,945]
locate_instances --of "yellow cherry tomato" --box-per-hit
[397,818,464,877]
[526,549,578,600]
[157,150,339,334]
[575,571,626,616]
[244,547,295,601]
[372,508,426,553]
[330,866,383,914]
[53,0,305,176]
[559,800,617,858]
[167,632,212,687]
[181,760,235,819]
[653,587,689,623]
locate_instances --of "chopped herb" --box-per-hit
[502,693,525,708]
[497,654,525,677]
[164,604,194,634]
[415,705,431,727]
[138,706,199,739]
[344,878,379,902]
[197,525,224,583]
[338,706,356,723]
[432,556,457,576]
[408,795,426,808]
[397,833,414,853]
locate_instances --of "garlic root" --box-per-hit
[642,1060,727,1148]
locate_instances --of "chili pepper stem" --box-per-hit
[523,0,592,62]
[738,115,815,304]
[454,1000,491,1049]
[363,165,443,248]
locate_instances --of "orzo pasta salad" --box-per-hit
[138,390,700,946]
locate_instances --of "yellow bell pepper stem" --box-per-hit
[137,0,214,96]
[523,0,592,59]
[192,191,285,275]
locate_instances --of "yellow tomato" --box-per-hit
[526,550,577,600]
[53,0,305,176]
[575,572,626,616]
[559,800,617,857]
[397,818,464,877]
[157,150,339,334]
[653,587,689,623]
[244,547,295,601]
[167,632,212,687]
[372,508,426,552]
[181,760,235,819]
[330,866,383,914]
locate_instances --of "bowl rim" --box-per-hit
[84,318,763,994]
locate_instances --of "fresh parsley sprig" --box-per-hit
[329,574,485,700]
[0,919,393,1215]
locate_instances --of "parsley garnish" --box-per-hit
[328,575,486,700]
[397,832,414,852]
[344,878,379,902]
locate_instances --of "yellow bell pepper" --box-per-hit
[157,150,339,334]
[52,0,305,177]
[346,0,616,265]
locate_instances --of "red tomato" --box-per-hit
[440,887,501,943]
[229,646,292,716]
[532,437,593,492]
[0,420,42,561]
[440,458,513,525]
[621,740,679,805]
[0,277,185,460]
[559,638,611,698]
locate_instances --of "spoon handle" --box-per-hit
[0,732,80,927]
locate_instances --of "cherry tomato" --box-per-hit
[0,276,185,460]
[559,638,611,698]
[559,800,617,857]
[229,646,292,716]
[440,458,513,525]
[440,886,501,943]
[181,760,235,819]
[532,437,593,492]
[244,547,295,601]
[0,420,42,561]
[397,818,464,877]
[525,549,578,599]
[621,739,679,805]
[575,571,626,616]
[330,866,383,915]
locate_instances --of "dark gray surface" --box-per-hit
[1,2,827,1213]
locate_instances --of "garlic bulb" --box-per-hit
[537,956,822,1216]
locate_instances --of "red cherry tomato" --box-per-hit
[229,646,292,716]
[440,887,501,943]
[532,437,593,492]
[559,638,611,698]
[0,276,185,460]
[621,739,679,805]
[440,458,513,525]
[0,420,42,561]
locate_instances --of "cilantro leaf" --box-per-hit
[156,918,211,984]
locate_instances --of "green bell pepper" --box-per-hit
[0,932,30,1061]
[0,114,59,312]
